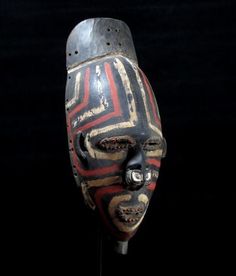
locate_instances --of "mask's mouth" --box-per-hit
[116,202,145,225]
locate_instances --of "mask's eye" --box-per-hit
[97,136,136,152]
[143,137,163,151]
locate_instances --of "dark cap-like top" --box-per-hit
[66,18,138,69]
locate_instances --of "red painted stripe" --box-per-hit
[147,182,157,191]
[139,69,161,127]
[147,158,161,168]
[68,67,90,119]
[79,111,119,131]
[78,62,122,131]
[95,185,124,204]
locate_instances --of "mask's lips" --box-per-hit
[116,202,145,225]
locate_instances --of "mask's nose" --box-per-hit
[125,146,148,190]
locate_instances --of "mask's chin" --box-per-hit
[108,192,149,234]
[92,184,150,240]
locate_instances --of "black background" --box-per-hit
[1,0,236,274]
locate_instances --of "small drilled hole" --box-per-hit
[107,28,111,32]
[69,139,72,143]
[68,76,71,79]
[74,173,77,177]
[119,42,122,46]
[106,42,110,46]
[68,53,71,56]
[75,50,78,54]
[115,29,119,32]
[66,107,69,111]
[73,165,76,168]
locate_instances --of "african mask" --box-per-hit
[65,18,166,254]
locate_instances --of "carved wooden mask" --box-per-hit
[65,18,166,254]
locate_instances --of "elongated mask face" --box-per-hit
[65,18,166,253]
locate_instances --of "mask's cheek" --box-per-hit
[92,185,134,240]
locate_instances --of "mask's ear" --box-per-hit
[81,182,96,210]
[162,137,167,158]
[75,132,88,165]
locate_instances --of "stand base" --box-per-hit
[114,241,128,255]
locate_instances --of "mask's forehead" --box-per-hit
[66,55,162,141]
